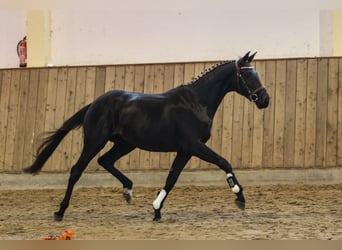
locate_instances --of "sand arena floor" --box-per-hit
[0,184,341,240]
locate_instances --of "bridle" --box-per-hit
[235,61,266,102]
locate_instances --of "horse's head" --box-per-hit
[235,52,269,109]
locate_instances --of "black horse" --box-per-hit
[24,52,269,221]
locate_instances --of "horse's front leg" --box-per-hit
[153,153,191,221]
[191,142,245,210]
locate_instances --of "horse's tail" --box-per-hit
[23,104,92,174]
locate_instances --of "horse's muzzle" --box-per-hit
[255,89,269,109]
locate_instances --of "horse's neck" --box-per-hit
[190,64,236,118]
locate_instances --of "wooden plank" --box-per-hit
[294,59,308,168]
[55,68,68,124]
[184,63,195,85]
[0,70,3,168]
[75,67,87,110]
[3,70,21,171]
[262,61,276,168]
[326,58,339,167]
[0,70,2,90]
[134,65,145,93]
[163,64,175,93]
[52,68,68,171]
[241,97,253,169]
[22,69,40,170]
[124,65,135,92]
[44,68,58,132]
[193,63,206,82]
[31,69,49,170]
[153,64,164,94]
[33,68,49,148]
[63,68,77,168]
[315,58,328,167]
[85,67,96,104]
[83,67,96,171]
[105,66,115,92]
[13,70,30,171]
[283,60,297,167]
[41,68,58,171]
[231,93,244,168]
[251,60,266,168]
[0,70,12,171]
[221,85,234,170]
[95,66,106,98]
[338,58,342,167]
[304,59,318,167]
[114,66,125,91]
[173,63,185,87]
[273,60,287,168]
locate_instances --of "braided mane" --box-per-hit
[186,60,233,86]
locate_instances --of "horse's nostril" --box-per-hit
[264,98,269,106]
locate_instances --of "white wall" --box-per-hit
[0,10,26,68]
[50,9,320,66]
[0,3,334,67]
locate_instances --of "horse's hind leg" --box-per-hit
[97,140,135,203]
[54,141,106,221]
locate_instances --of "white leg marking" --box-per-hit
[231,185,240,193]
[124,188,133,196]
[153,189,167,210]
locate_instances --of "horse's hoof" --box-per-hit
[235,199,245,210]
[153,209,161,221]
[54,212,64,221]
[124,194,131,204]
[153,216,161,222]
[123,189,132,204]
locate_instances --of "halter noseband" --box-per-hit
[235,61,266,102]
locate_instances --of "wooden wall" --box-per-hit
[1,57,342,173]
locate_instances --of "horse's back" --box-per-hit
[82,88,212,152]
[117,88,211,151]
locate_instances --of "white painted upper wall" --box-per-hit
[0,1,337,67]
[50,9,320,66]
[0,10,26,68]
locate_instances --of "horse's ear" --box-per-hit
[242,51,251,62]
[238,51,251,66]
[248,52,257,62]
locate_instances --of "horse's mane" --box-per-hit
[165,60,234,96]
[180,60,234,88]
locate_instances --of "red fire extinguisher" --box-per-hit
[17,36,27,68]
